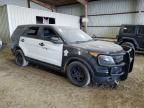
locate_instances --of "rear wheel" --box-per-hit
[15,50,29,67]
[121,42,135,50]
[67,61,91,87]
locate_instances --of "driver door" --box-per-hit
[40,27,63,67]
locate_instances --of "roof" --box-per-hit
[18,24,59,28]
[17,24,78,29]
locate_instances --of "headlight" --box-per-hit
[98,55,115,66]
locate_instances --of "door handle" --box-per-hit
[39,42,45,46]
[21,39,24,42]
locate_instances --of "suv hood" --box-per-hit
[72,40,123,53]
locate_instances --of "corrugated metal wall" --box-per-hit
[0,5,10,43]
[5,5,79,37]
[57,0,144,37]
[56,4,83,16]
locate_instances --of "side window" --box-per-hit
[43,28,63,43]
[139,26,144,35]
[44,28,56,38]
[122,26,135,34]
[27,27,39,36]
[24,27,40,38]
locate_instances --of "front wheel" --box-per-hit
[66,61,91,87]
[15,50,29,67]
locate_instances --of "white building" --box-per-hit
[0,5,80,43]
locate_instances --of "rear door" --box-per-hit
[137,26,144,49]
[19,26,45,60]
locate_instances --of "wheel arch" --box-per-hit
[64,57,95,80]
[119,38,138,49]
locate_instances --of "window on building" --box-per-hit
[36,16,43,24]
[36,16,55,24]
[49,18,55,24]
[122,26,135,34]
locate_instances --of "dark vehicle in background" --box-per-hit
[117,25,144,51]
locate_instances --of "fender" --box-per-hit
[119,37,139,48]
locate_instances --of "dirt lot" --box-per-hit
[0,48,144,108]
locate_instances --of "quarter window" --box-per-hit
[122,26,135,34]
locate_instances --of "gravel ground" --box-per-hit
[0,48,144,108]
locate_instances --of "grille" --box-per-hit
[111,67,122,74]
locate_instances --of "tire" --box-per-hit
[15,50,29,67]
[121,42,135,50]
[66,61,91,87]
[120,73,128,81]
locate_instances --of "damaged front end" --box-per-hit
[94,45,135,87]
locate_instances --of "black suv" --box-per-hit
[11,24,135,88]
[117,25,144,51]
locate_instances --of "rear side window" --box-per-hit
[139,26,144,35]
[23,27,40,39]
[27,27,39,35]
[122,26,135,34]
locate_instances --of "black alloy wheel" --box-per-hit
[67,61,91,87]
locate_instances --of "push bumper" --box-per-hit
[93,46,135,85]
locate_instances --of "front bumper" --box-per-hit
[93,46,135,85]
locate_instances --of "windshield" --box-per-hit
[56,26,93,43]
